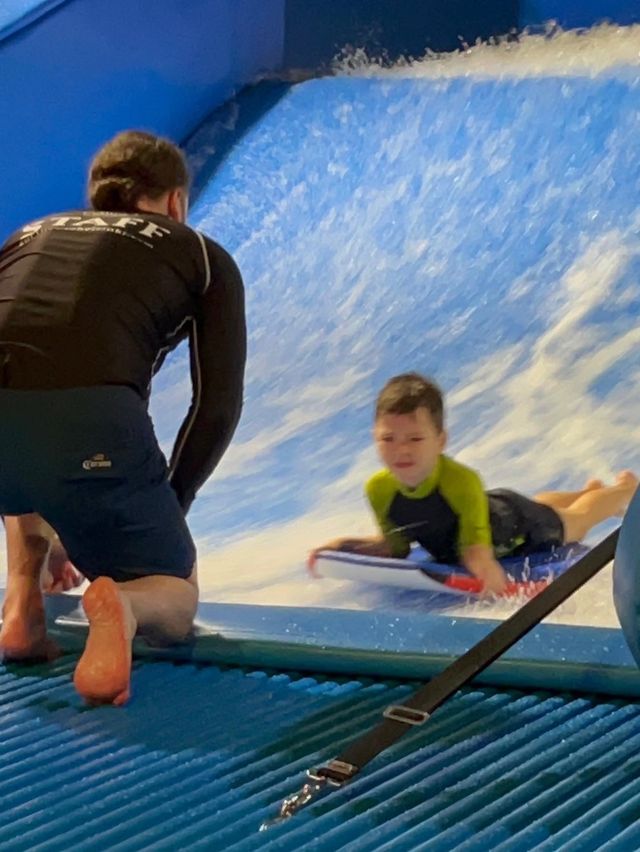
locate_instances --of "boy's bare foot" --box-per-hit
[0,598,60,662]
[615,470,639,489]
[614,470,639,515]
[584,478,605,491]
[73,577,136,706]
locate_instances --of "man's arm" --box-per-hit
[168,244,247,512]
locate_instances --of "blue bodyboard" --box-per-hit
[315,543,590,597]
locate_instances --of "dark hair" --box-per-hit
[375,372,444,431]
[88,130,189,212]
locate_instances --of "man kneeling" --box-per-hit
[0,131,246,705]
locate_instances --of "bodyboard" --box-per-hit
[314,543,590,598]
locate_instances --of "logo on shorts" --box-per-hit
[82,453,113,471]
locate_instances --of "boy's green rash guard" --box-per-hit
[365,454,492,564]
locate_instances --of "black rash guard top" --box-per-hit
[0,210,247,513]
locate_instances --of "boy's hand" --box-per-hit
[461,544,508,595]
[472,560,508,596]
[307,538,343,575]
[307,548,322,576]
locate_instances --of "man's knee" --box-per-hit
[142,606,195,646]
[185,561,198,592]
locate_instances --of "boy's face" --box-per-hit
[374,407,446,488]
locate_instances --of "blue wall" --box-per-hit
[0,0,285,239]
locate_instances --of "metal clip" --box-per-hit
[383,704,430,725]
[307,758,358,785]
[259,777,328,831]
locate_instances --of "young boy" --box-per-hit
[310,372,638,594]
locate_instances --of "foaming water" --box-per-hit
[445,562,617,627]
[171,26,640,631]
[336,23,640,79]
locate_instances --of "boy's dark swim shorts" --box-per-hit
[487,488,565,557]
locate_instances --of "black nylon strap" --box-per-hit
[317,529,619,783]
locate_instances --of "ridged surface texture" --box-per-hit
[1,656,640,850]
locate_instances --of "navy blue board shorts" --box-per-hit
[0,387,196,582]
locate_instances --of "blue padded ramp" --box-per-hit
[2,657,640,849]
[39,593,640,699]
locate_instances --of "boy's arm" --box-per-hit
[453,469,508,594]
[307,535,391,573]
[308,475,410,572]
[318,535,392,555]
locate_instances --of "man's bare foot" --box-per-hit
[584,478,605,491]
[0,601,60,662]
[73,578,136,706]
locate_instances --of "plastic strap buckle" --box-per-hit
[383,704,430,725]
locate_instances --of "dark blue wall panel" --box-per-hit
[0,0,285,239]
[522,0,640,28]
[284,0,520,68]
[284,0,640,70]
